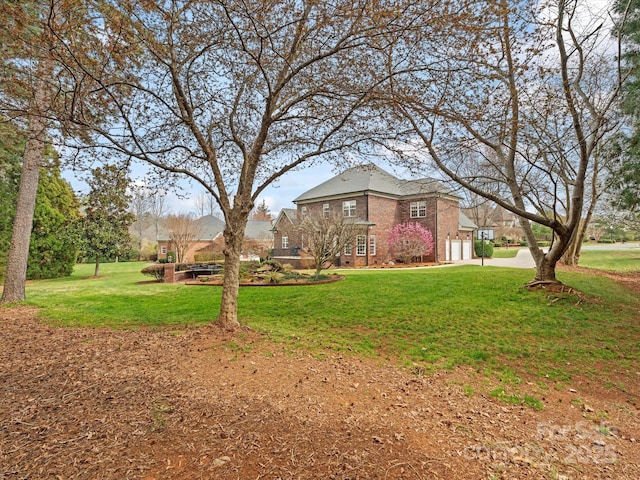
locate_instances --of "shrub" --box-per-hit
[260,259,285,272]
[474,240,493,258]
[141,264,165,281]
[519,240,528,246]
[597,238,616,244]
[259,271,284,284]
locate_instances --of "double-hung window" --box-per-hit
[356,235,367,256]
[282,235,289,249]
[322,203,330,218]
[410,200,426,218]
[342,200,356,217]
[369,235,376,256]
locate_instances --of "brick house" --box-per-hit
[157,215,273,263]
[271,165,476,267]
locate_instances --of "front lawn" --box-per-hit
[20,260,640,387]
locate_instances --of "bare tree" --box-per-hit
[164,213,204,264]
[388,0,624,284]
[194,192,219,218]
[49,0,422,328]
[130,186,152,260]
[149,191,168,243]
[298,212,366,278]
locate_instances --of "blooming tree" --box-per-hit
[387,223,434,264]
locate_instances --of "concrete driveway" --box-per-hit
[457,243,640,269]
[457,248,536,269]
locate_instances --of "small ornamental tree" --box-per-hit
[164,213,204,264]
[298,212,365,278]
[387,222,434,264]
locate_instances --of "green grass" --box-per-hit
[17,258,640,391]
[578,248,640,272]
[491,247,522,258]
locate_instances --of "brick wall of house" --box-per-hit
[366,195,400,265]
[272,215,298,257]
[437,198,464,262]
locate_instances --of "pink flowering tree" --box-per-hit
[387,222,435,264]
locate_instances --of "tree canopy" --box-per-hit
[612,0,640,213]
[385,0,624,282]
[49,0,426,328]
[80,165,134,277]
[0,120,80,282]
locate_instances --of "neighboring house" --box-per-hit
[157,215,273,262]
[462,204,525,243]
[272,164,477,267]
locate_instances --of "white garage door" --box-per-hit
[462,240,472,260]
[451,240,462,261]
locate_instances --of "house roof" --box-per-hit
[156,215,272,242]
[294,164,458,203]
[459,211,477,230]
[198,215,226,239]
[271,208,297,230]
[245,219,273,241]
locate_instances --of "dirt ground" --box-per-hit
[1,267,639,479]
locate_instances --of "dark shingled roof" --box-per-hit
[294,164,457,203]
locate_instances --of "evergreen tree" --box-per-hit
[0,120,25,281]
[27,158,81,279]
[614,0,640,211]
[0,121,80,282]
[80,165,134,276]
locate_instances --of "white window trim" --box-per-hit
[410,200,426,218]
[356,235,366,256]
[344,243,352,255]
[322,203,330,218]
[343,200,356,217]
[282,235,289,249]
[369,235,376,256]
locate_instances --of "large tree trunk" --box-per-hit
[534,255,558,283]
[523,219,565,284]
[218,213,250,330]
[529,227,573,284]
[1,58,51,304]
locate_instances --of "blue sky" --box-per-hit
[63,157,425,218]
[63,161,350,217]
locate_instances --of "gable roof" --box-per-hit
[294,164,458,203]
[271,208,297,230]
[198,215,226,239]
[458,211,477,230]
